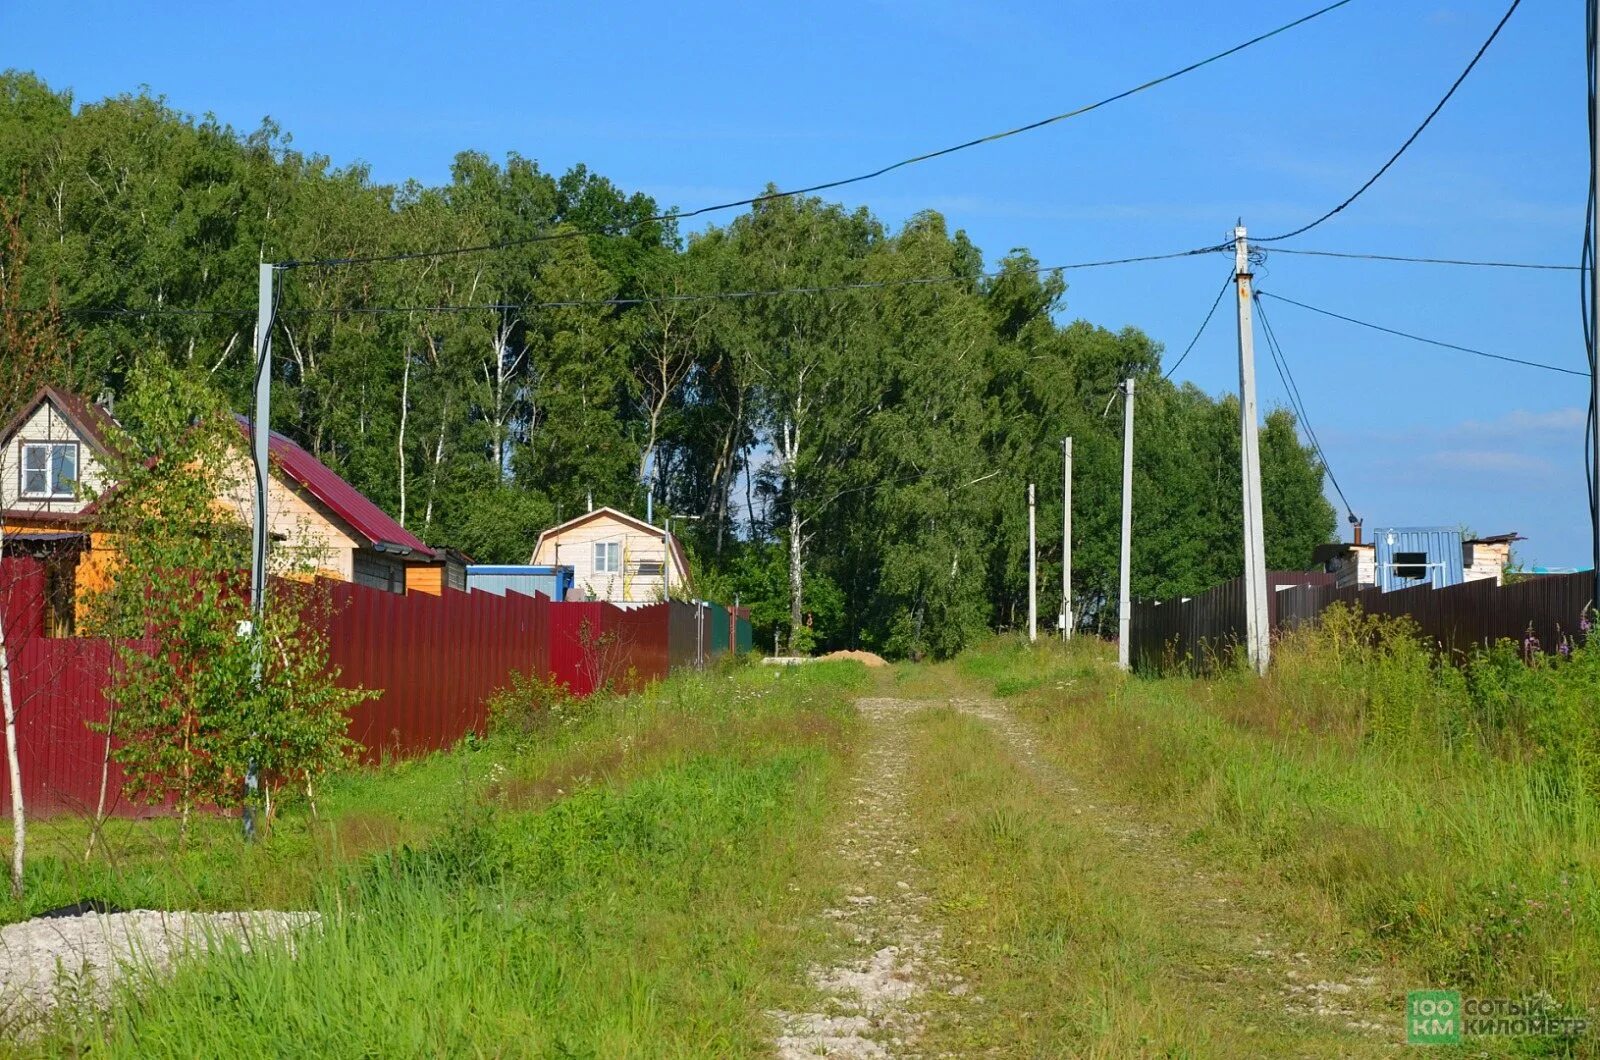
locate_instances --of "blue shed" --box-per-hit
[466,564,575,601]
[1372,527,1464,591]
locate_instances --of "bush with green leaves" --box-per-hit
[84,358,368,838]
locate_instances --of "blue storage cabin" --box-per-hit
[1372,527,1464,591]
[466,564,575,601]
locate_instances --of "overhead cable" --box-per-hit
[1268,247,1577,271]
[283,0,1357,271]
[1253,292,1359,523]
[1162,268,1235,380]
[1257,289,1590,377]
[24,246,1220,319]
[1255,0,1522,243]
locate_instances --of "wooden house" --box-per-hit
[1,387,451,634]
[528,506,691,603]
[224,417,439,593]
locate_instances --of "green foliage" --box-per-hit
[2,74,1337,659]
[83,358,367,834]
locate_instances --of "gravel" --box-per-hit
[0,908,319,1031]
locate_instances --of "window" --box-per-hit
[20,441,77,499]
[636,559,664,577]
[1392,551,1429,581]
[593,540,621,574]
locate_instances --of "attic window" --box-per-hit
[1392,551,1428,581]
[594,541,621,575]
[637,559,664,577]
[20,441,78,499]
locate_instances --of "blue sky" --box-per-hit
[3,0,1592,566]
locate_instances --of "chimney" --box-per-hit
[586,490,593,513]
[1352,519,1363,546]
[95,388,115,418]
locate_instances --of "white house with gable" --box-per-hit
[529,506,691,603]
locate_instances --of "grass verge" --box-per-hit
[13,660,869,1056]
[955,634,1598,1054]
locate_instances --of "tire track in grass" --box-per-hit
[944,696,1400,1053]
[770,698,966,1058]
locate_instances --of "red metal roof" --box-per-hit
[236,417,433,559]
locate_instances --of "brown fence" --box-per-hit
[1131,571,1595,675]
[0,559,740,818]
[1128,572,1332,674]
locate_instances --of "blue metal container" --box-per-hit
[1372,527,1464,592]
[466,564,575,601]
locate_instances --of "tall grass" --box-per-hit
[961,622,1600,1012]
[22,661,869,1056]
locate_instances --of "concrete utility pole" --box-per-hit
[1590,0,1600,611]
[662,517,672,600]
[1027,482,1038,643]
[1233,225,1271,676]
[1117,380,1134,671]
[250,262,274,619]
[244,261,275,844]
[1061,437,1073,640]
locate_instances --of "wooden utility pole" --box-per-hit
[1061,437,1073,640]
[1234,225,1271,676]
[1117,380,1134,671]
[1027,482,1038,642]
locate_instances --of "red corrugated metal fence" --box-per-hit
[0,558,737,817]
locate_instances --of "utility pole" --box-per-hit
[1027,482,1038,642]
[1234,225,1271,676]
[1117,380,1134,671]
[662,516,671,601]
[1061,437,1073,640]
[244,261,275,843]
[250,262,274,619]
[1590,0,1600,613]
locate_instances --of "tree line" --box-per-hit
[0,72,1336,657]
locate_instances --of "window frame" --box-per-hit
[593,540,622,575]
[18,439,79,500]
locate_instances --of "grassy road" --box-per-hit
[19,641,1594,1056]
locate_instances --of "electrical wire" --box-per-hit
[1162,268,1235,380]
[1254,292,1358,524]
[282,0,1356,271]
[23,246,1222,319]
[1256,0,1522,243]
[1257,289,1591,377]
[1268,247,1578,271]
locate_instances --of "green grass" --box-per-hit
[13,660,870,1056]
[902,706,1392,1057]
[956,633,1600,1045]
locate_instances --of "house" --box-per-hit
[0,387,121,630]
[2,387,449,632]
[1312,524,1521,591]
[528,506,691,603]
[225,417,438,594]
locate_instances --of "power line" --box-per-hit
[1163,268,1235,380]
[1256,0,1522,243]
[1253,292,1358,522]
[283,0,1356,271]
[1257,289,1590,377]
[22,246,1222,319]
[1269,247,1578,271]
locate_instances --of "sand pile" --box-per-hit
[820,649,889,668]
